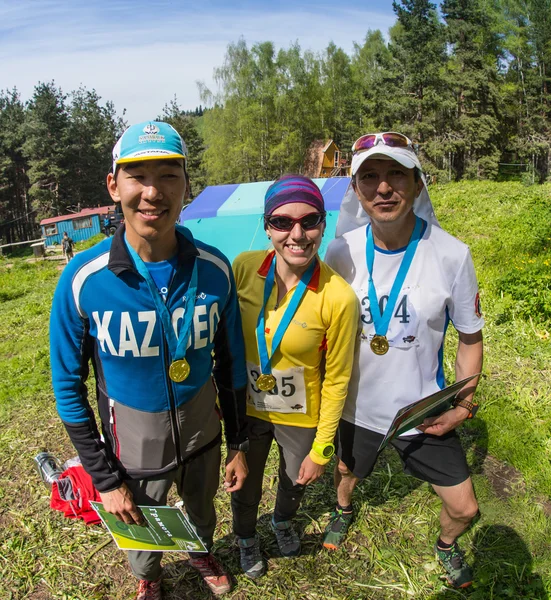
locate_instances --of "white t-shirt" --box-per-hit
[324,220,484,436]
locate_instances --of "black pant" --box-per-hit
[231,416,316,538]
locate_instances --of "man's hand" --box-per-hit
[224,450,248,492]
[418,329,483,437]
[417,406,470,437]
[296,455,325,485]
[99,482,145,525]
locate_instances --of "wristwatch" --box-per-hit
[453,398,479,419]
[228,439,250,453]
[311,440,335,460]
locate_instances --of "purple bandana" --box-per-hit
[264,174,324,215]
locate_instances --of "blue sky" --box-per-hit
[0,0,397,123]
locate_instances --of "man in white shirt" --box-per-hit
[323,133,483,589]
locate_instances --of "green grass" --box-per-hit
[433,181,551,497]
[77,233,107,251]
[0,181,550,599]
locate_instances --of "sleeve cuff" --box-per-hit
[309,449,331,466]
[95,481,124,494]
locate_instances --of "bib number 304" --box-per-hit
[246,362,306,414]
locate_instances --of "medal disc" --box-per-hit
[256,374,277,392]
[169,359,191,382]
[370,335,389,356]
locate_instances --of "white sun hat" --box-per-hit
[335,138,439,237]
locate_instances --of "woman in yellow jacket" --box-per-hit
[231,174,359,578]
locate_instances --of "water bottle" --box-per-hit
[34,452,64,488]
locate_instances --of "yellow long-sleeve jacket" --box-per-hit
[233,250,359,465]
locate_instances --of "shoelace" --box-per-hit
[275,527,297,551]
[137,579,161,599]
[193,555,222,576]
[281,528,293,539]
[275,527,293,541]
[449,547,466,568]
[241,544,263,569]
[330,509,351,532]
[438,543,465,567]
[243,545,257,557]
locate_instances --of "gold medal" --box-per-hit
[169,358,191,382]
[256,374,277,392]
[370,335,389,356]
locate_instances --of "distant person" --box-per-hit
[230,175,359,578]
[103,215,111,236]
[50,121,249,600]
[61,232,74,263]
[323,132,484,589]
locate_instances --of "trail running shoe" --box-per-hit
[136,577,162,600]
[237,536,266,579]
[322,506,354,550]
[271,519,301,557]
[435,542,474,589]
[188,553,231,596]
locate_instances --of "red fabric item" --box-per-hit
[50,465,102,525]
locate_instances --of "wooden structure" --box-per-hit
[304,139,350,178]
[0,237,46,256]
[40,206,111,246]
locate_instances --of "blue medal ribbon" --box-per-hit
[366,216,423,340]
[256,254,316,376]
[125,239,198,365]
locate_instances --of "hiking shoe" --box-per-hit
[271,519,301,557]
[323,506,354,550]
[237,536,266,579]
[136,577,162,600]
[435,542,473,589]
[189,553,231,595]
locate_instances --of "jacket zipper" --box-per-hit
[162,270,182,466]
[109,398,121,459]
[163,335,182,466]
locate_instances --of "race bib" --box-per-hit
[357,287,420,349]
[246,362,306,414]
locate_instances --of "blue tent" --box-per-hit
[179,177,351,264]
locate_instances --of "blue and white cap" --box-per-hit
[112,121,187,173]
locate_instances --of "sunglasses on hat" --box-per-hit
[264,212,326,232]
[352,132,413,154]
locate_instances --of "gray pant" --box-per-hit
[125,437,221,581]
[231,416,316,539]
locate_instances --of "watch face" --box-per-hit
[323,445,334,458]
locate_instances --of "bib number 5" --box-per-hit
[246,362,306,414]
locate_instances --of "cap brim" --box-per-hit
[351,146,419,175]
[116,153,186,165]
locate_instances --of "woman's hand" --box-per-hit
[296,455,325,485]
[224,450,249,492]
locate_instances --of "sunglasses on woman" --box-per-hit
[264,212,326,232]
[352,132,413,154]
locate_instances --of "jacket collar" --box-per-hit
[257,250,321,291]
[108,225,199,276]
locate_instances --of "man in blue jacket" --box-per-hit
[50,121,249,600]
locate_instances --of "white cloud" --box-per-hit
[0,2,395,122]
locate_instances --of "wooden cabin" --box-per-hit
[40,206,111,246]
[304,139,350,178]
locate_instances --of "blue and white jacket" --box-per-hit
[50,225,248,492]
